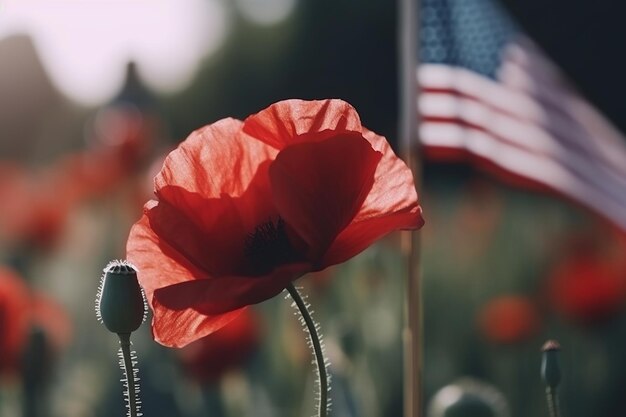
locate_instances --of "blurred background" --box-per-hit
[1,0,625,417]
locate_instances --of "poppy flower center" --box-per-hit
[244,217,301,275]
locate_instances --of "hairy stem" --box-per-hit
[286,283,329,417]
[118,333,141,417]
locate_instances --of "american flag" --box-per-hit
[418,0,626,231]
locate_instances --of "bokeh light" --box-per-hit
[234,0,297,26]
[0,0,230,105]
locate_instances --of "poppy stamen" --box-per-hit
[244,217,299,275]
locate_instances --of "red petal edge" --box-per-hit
[243,99,363,149]
[150,303,244,348]
[320,128,424,267]
[155,118,277,199]
[151,262,309,346]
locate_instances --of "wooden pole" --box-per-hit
[398,0,423,416]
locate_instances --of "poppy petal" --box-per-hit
[127,211,209,304]
[151,301,244,348]
[151,262,309,346]
[145,195,246,277]
[153,120,278,275]
[321,129,424,266]
[153,262,309,315]
[321,209,424,267]
[155,118,277,199]
[149,158,279,276]
[357,128,422,222]
[269,133,382,261]
[243,99,363,149]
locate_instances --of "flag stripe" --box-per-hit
[419,38,626,231]
[420,91,593,164]
[419,61,626,177]
[420,121,626,230]
[498,44,626,175]
[420,91,626,195]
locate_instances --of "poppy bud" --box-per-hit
[96,260,147,334]
[541,340,561,389]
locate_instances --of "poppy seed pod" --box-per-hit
[541,340,561,389]
[96,260,147,334]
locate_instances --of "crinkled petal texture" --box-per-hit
[243,99,363,149]
[127,99,424,347]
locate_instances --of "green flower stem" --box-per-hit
[286,283,329,417]
[541,340,562,417]
[546,387,561,417]
[118,332,139,417]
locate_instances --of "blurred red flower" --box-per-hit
[178,308,260,383]
[0,164,72,251]
[477,296,540,344]
[0,268,30,377]
[127,99,424,347]
[55,152,121,202]
[90,104,153,172]
[56,108,154,203]
[0,268,72,378]
[0,165,33,243]
[20,188,72,251]
[547,252,626,324]
[30,292,73,354]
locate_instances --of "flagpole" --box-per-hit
[398,0,423,417]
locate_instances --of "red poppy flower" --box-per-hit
[477,296,540,344]
[127,99,424,347]
[178,308,260,383]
